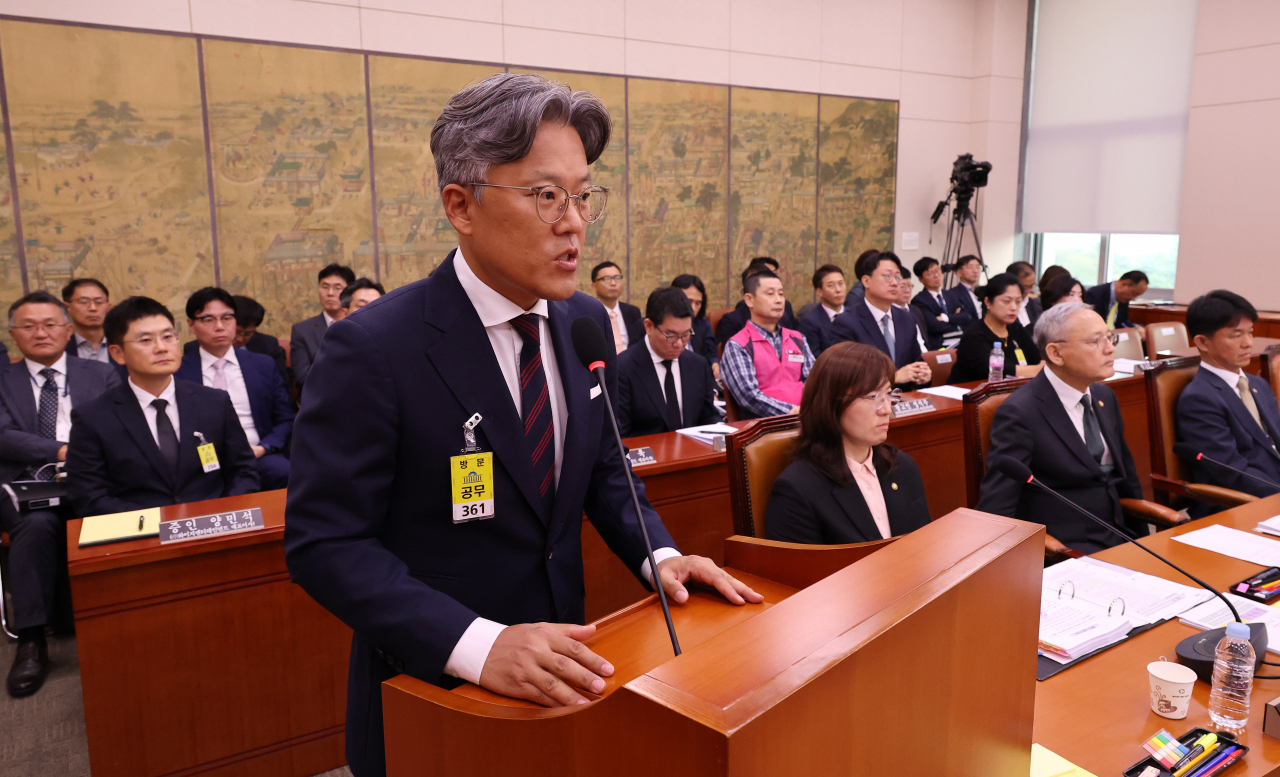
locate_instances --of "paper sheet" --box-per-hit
[1030,744,1098,777]
[1112,357,1144,374]
[1179,592,1280,654]
[916,385,971,401]
[1171,524,1280,567]
[1042,557,1213,626]
[675,423,739,445]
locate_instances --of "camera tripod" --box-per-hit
[934,189,987,292]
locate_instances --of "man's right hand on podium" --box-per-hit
[479,622,616,707]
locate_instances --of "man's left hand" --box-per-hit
[655,556,765,605]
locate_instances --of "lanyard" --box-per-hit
[28,369,69,397]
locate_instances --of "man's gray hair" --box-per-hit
[1032,300,1092,354]
[430,72,611,195]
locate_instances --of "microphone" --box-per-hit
[571,316,681,656]
[1172,442,1280,491]
[989,455,1269,681]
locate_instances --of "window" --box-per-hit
[1033,232,1176,299]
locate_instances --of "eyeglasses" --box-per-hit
[70,297,108,307]
[467,183,609,224]
[1053,332,1121,350]
[595,274,623,283]
[856,388,902,408]
[11,322,70,334]
[872,272,900,284]
[653,326,694,344]
[194,314,237,326]
[125,331,179,348]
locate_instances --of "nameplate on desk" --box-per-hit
[626,447,657,467]
[159,507,265,544]
[892,398,936,418]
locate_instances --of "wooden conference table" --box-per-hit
[1036,494,1280,775]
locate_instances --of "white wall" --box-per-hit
[1174,0,1280,309]
[0,0,1028,280]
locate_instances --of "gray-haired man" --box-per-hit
[283,72,761,776]
[976,301,1149,554]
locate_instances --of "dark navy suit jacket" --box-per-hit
[282,251,677,777]
[66,379,260,517]
[617,344,719,437]
[1084,282,1135,328]
[910,290,963,351]
[798,304,838,355]
[942,284,981,330]
[1177,368,1280,503]
[174,347,295,454]
[829,303,928,390]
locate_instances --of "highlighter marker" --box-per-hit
[1197,749,1243,777]
[1186,746,1237,777]
[1174,744,1220,777]
[1172,734,1217,773]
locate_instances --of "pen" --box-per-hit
[1186,746,1237,777]
[1172,734,1217,773]
[1197,749,1243,777]
[1246,568,1280,586]
[1174,741,1219,777]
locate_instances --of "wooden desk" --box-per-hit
[67,491,351,777]
[1134,304,1280,341]
[1035,494,1280,776]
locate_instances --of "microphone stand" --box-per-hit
[1186,451,1280,491]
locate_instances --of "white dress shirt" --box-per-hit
[601,301,629,349]
[927,290,949,322]
[199,347,260,447]
[960,281,982,316]
[645,335,683,417]
[128,376,179,449]
[25,354,73,442]
[1016,297,1031,327]
[446,247,679,685]
[1199,360,1249,393]
[1043,366,1112,466]
[864,299,904,357]
[322,311,336,328]
[73,332,111,364]
[893,303,928,354]
[822,303,844,322]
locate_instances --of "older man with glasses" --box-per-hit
[616,286,721,437]
[283,72,761,777]
[0,290,120,698]
[976,301,1148,554]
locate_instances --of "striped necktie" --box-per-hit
[510,314,555,516]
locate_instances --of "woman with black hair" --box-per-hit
[671,273,720,379]
[948,272,1043,384]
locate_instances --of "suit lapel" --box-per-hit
[423,253,547,522]
[175,380,201,487]
[1031,374,1102,474]
[1209,375,1278,456]
[678,352,699,427]
[110,382,174,487]
[546,300,592,531]
[66,359,98,409]
[637,352,669,431]
[237,348,268,427]
[1092,387,1126,475]
[3,362,36,432]
[853,304,891,354]
[831,480,884,541]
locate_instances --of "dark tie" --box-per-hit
[151,398,181,480]
[510,314,555,515]
[662,359,682,430]
[35,368,58,481]
[880,313,896,360]
[1079,394,1105,465]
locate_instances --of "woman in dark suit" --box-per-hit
[672,274,719,379]
[948,273,1043,384]
[765,342,931,544]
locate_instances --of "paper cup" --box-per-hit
[1149,659,1197,719]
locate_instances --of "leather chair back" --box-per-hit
[1146,321,1189,357]
[726,415,801,537]
[1145,356,1200,489]
[923,348,957,387]
[708,308,731,338]
[961,378,1031,507]
[1111,329,1145,361]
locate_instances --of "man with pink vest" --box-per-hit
[721,270,815,418]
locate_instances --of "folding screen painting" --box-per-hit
[817,95,898,271]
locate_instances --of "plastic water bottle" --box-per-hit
[1208,621,1256,731]
[988,341,1005,382]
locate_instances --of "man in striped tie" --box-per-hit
[284,73,762,777]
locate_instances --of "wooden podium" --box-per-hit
[382,509,1043,776]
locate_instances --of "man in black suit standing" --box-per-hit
[289,263,354,391]
[1084,269,1148,336]
[976,301,1146,554]
[829,253,932,390]
[589,261,642,353]
[0,291,120,697]
[617,287,720,437]
[66,296,259,518]
[797,264,846,356]
[282,73,761,777]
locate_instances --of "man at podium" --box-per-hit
[284,73,761,777]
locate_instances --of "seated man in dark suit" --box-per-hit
[289,263,354,391]
[617,287,720,437]
[714,257,801,345]
[340,277,385,316]
[798,264,846,356]
[1007,261,1043,331]
[1084,269,1148,336]
[0,291,120,698]
[1176,290,1280,508]
[911,257,964,350]
[829,252,932,390]
[67,296,259,519]
[893,261,929,355]
[721,270,815,418]
[61,278,112,365]
[175,288,294,491]
[184,294,295,404]
[590,261,643,352]
[977,301,1144,554]
[942,254,984,330]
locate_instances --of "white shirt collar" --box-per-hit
[645,334,680,366]
[322,311,336,327]
[1043,364,1091,409]
[199,346,239,371]
[128,375,175,406]
[960,281,976,292]
[863,297,892,323]
[822,303,844,320]
[599,299,620,314]
[1199,360,1248,391]
[454,246,549,326]
[24,353,68,381]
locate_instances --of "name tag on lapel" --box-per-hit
[197,443,220,473]
[450,452,494,523]
[590,383,602,399]
[787,353,805,363]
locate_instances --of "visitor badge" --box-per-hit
[788,352,805,363]
[194,432,220,473]
[450,452,494,523]
[1014,347,1027,365]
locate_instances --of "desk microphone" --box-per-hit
[989,456,1272,680]
[571,316,681,657]
[1172,442,1280,491]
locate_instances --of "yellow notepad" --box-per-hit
[78,507,162,548]
[1031,744,1098,777]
